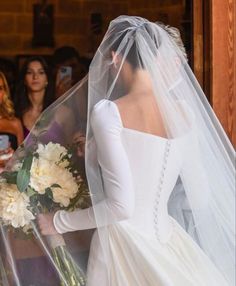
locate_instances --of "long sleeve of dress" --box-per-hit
[53,100,134,234]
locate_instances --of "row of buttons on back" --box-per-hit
[153,140,171,241]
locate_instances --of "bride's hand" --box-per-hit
[37,213,58,236]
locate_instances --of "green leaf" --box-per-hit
[17,169,30,193]
[45,187,53,199]
[34,152,39,159]
[26,186,37,197]
[39,190,54,211]
[22,154,33,171]
[1,171,17,184]
[30,194,39,205]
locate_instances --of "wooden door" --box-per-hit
[193,0,235,146]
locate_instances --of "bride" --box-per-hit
[37,16,234,285]
[1,16,235,285]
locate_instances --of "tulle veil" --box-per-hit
[0,15,235,285]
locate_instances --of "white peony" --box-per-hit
[0,183,34,228]
[36,142,70,168]
[11,161,23,172]
[30,156,78,207]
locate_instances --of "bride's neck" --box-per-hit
[129,69,153,96]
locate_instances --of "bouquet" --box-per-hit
[0,142,90,286]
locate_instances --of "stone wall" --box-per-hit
[0,0,184,59]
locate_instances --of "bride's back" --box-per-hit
[115,93,168,138]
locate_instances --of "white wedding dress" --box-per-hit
[54,100,229,286]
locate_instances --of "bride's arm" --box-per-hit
[53,100,135,234]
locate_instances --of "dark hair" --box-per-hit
[52,46,80,66]
[14,56,54,119]
[105,19,160,70]
[105,17,187,70]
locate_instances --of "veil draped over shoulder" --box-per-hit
[0,16,235,286]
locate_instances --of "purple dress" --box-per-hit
[23,125,30,139]
[23,121,66,145]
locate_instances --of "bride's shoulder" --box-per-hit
[92,99,118,116]
[93,99,113,110]
[91,99,122,131]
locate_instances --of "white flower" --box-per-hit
[11,161,23,172]
[30,156,78,207]
[0,183,34,228]
[36,142,70,167]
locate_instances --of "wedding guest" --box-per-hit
[14,56,54,138]
[52,46,90,98]
[0,71,23,171]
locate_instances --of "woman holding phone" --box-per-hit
[0,71,23,171]
[52,46,90,98]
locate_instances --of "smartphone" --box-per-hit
[0,135,9,151]
[58,66,72,81]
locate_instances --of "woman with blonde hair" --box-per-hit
[0,71,23,169]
